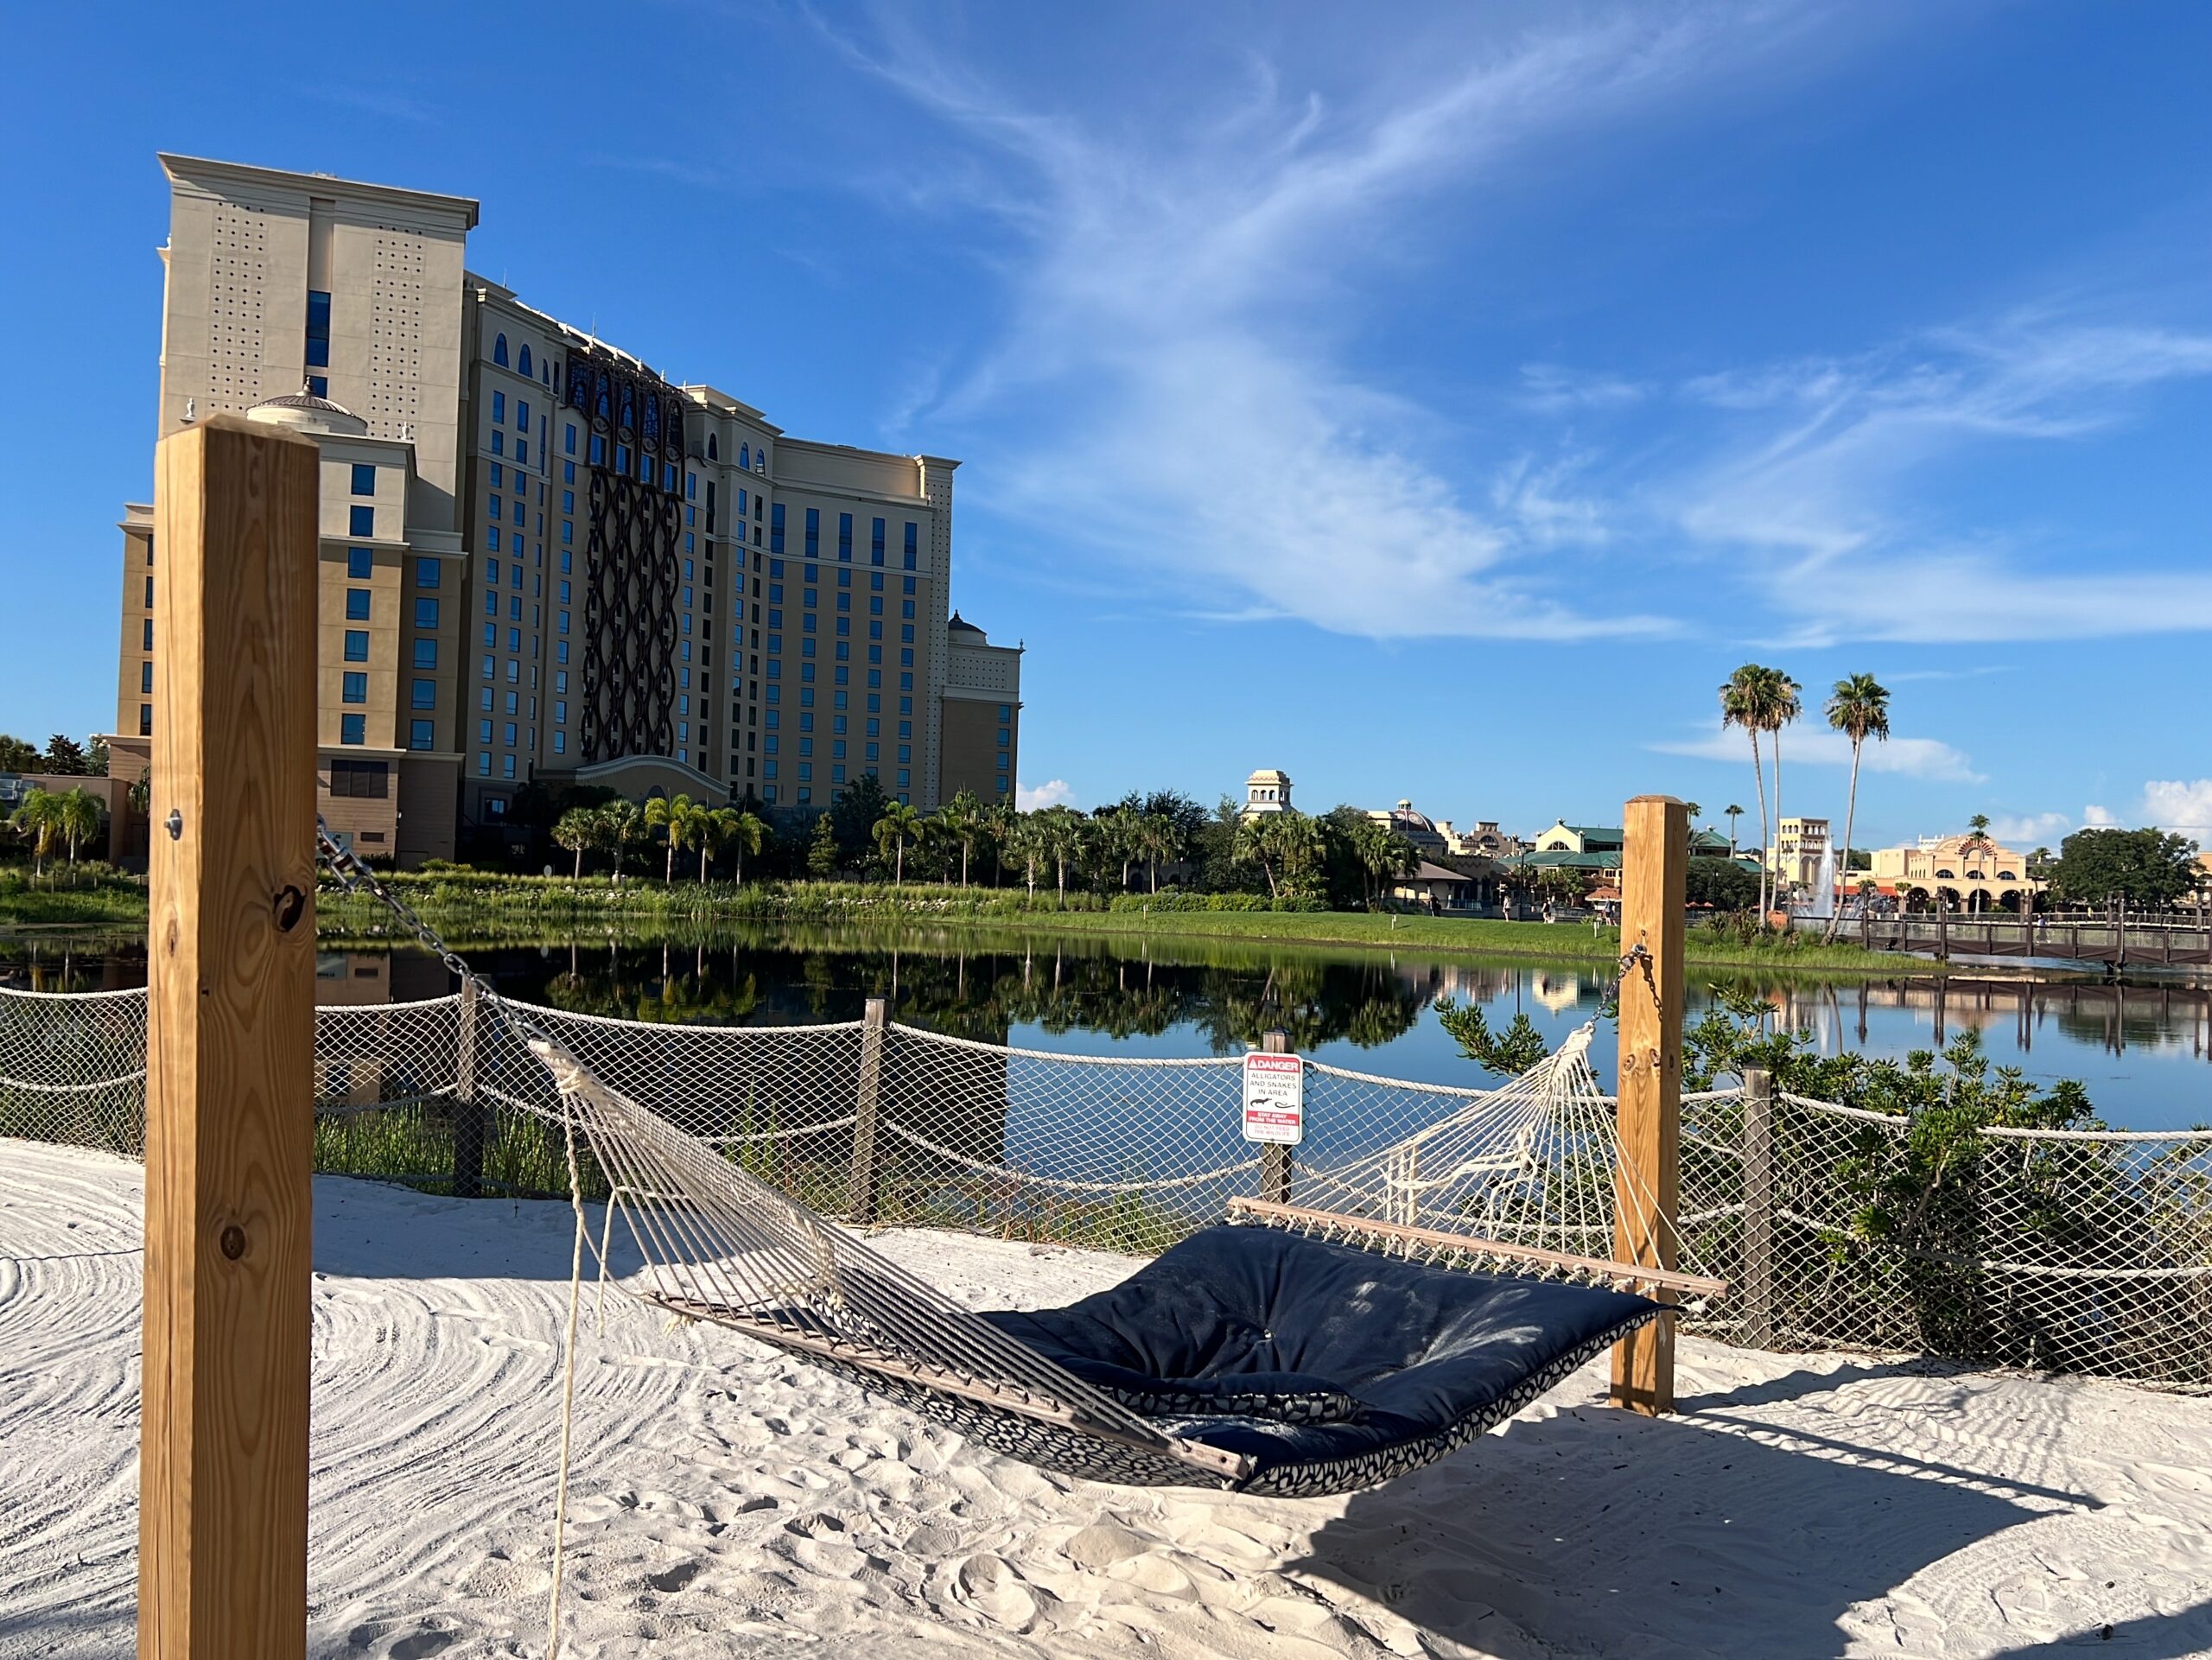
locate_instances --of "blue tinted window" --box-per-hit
[409,677,435,709]
[770,504,785,553]
[307,376,327,398]
[305,290,331,368]
[518,345,532,378]
[518,399,530,431]
[349,505,374,537]
[415,557,440,589]
[341,671,367,704]
[804,508,820,557]
[410,719,435,751]
[414,598,439,629]
[492,391,505,424]
[345,589,371,620]
[344,630,369,662]
[346,547,372,580]
[739,442,749,469]
[564,423,577,455]
[350,463,375,497]
[340,714,365,746]
[413,639,437,669]
[486,526,500,551]
[493,333,508,367]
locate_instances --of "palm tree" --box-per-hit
[644,793,696,884]
[1233,814,1281,900]
[54,788,104,867]
[724,809,766,886]
[935,792,982,887]
[1098,805,1145,890]
[1004,811,1044,900]
[874,800,925,886]
[1720,667,1778,919]
[553,805,600,880]
[1822,673,1891,940]
[1140,811,1182,894]
[1033,806,1089,905]
[10,788,64,878]
[597,800,643,885]
[1353,818,1417,907]
[1720,665,1798,920]
[1725,804,1744,855]
[1767,670,1803,906]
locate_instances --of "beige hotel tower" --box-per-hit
[110,155,1021,864]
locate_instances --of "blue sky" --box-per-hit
[3,1,2209,852]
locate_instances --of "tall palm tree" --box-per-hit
[1766,670,1802,909]
[689,806,735,882]
[1720,666,1787,919]
[1098,805,1145,890]
[1822,673,1890,940]
[553,805,600,880]
[874,800,925,887]
[1140,811,1181,893]
[1233,813,1281,900]
[1004,811,1044,900]
[1725,804,1744,855]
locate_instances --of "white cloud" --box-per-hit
[2141,779,2212,840]
[1648,726,1985,783]
[2083,804,2117,828]
[1016,779,1076,811]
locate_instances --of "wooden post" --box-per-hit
[849,995,887,1221]
[141,416,320,1660]
[1739,1066,1775,1349]
[452,976,482,1199]
[1611,794,1685,1416]
[1261,1029,1293,1205]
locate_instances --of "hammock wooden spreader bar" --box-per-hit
[1228,1198,1731,1301]
[659,1300,1256,1482]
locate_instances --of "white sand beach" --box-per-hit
[3,1138,2209,1659]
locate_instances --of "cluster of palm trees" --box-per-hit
[551,795,766,885]
[1719,665,1891,938]
[7,785,107,877]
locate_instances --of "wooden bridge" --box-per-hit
[1834,912,2212,970]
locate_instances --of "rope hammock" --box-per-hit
[316,832,1720,1511]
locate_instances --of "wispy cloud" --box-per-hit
[1984,811,2075,847]
[315,86,442,127]
[830,8,1830,640]
[1967,780,2212,847]
[1675,316,2212,642]
[1649,726,1985,783]
[581,153,730,190]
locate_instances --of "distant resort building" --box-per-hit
[1367,799,1450,859]
[1239,768,1293,819]
[1764,816,1833,892]
[1518,818,1742,888]
[1853,833,2047,913]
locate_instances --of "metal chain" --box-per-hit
[314,819,553,1047]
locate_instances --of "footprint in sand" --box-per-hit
[950,1554,1048,1631]
[646,1560,702,1593]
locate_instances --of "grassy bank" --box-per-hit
[10,868,1906,972]
[307,873,1904,971]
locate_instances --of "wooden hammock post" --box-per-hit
[1740,1065,1775,1348]
[140,416,320,1659]
[850,995,887,1222]
[1260,1028,1294,1205]
[452,975,482,1198]
[1611,794,1686,1416]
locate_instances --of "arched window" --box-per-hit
[493,333,509,367]
[707,434,718,461]
[740,442,749,470]
[518,345,533,378]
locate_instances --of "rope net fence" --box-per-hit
[3,983,2208,1387]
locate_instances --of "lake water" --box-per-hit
[7,924,2209,1130]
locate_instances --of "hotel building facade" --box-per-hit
[109,154,1020,864]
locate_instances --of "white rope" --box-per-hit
[545,1091,589,1660]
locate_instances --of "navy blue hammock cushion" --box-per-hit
[982,1224,1663,1498]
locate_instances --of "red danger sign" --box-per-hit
[1242,1052,1306,1146]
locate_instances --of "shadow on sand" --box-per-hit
[1292,1381,2097,1660]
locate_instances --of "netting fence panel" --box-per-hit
[878,1026,1248,1252]
[3,983,2209,1385]
[0,986,148,1158]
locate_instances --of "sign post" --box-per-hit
[1244,1034,1302,1203]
